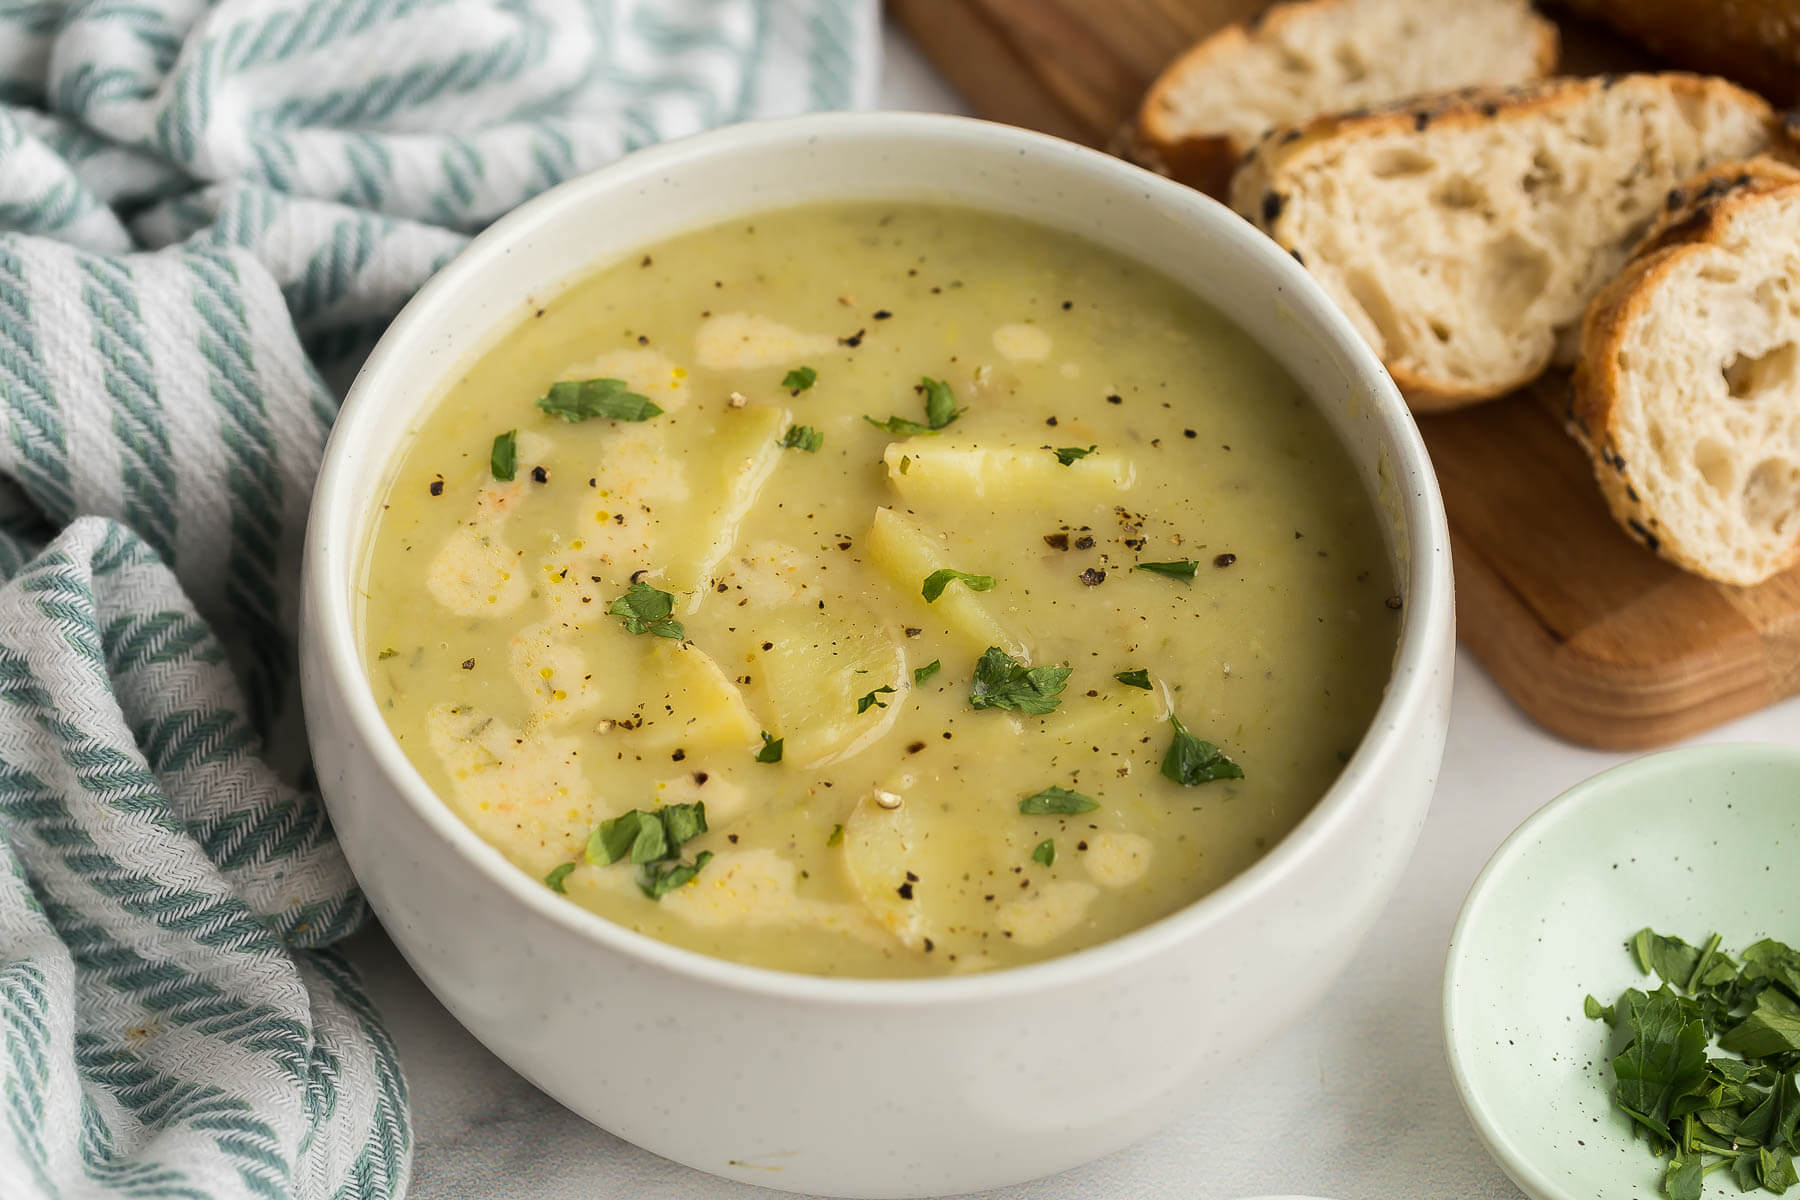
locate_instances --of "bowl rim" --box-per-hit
[1440,740,1800,1200]
[305,109,1453,1005]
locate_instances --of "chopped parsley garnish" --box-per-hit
[1113,668,1151,689]
[536,377,662,422]
[1019,786,1099,815]
[543,862,575,893]
[609,580,684,639]
[1051,445,1096,465]
[755,731,783,763]
[1137,560,1199,581]
[490,429,518,481]
[856,685,897,715]
[921,568,996,603]
[913,659,941,685]
[580,803,712,901]
[781,365,817,393]
[1031,838,1056,866]
[969,646,1071,715]
[376,648,398,661]
[1160,716,1243,785]
[866,375,962,435]
[781,424,824,452]
[864,414,934,435]
[641,852,714,900]
[1586,929,1800,1199]
[921,376,961,429]
[827,823,844,847]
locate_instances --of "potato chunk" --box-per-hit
[661,848,885,942]
[995,881,1098,947]
[695,313,840,370]
[425,482,529,616]
[883,441,1136,502]
[753,608,908,768]
[864,507,1025,659]
[629,641,760,755]
[663,404,788,600]
[841,789,937,950]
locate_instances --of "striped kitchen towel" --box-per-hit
[0,3,879,1197]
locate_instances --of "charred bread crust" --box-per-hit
[1638,156,1800,256]
[1572,164,1800,580]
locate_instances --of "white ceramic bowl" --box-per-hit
[300,112,1454,1198]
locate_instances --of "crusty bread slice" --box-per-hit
[1132,0,1557,197]
[1570,156,1800,586]
[1229,74,1778,411]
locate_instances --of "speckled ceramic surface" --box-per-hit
[1444,743,1800,1200]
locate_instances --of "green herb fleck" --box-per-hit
[755,731,783,763]
[969,646,1071,715]
[863,414,935,435]
[640,850,713,899]
[1019,786,1099,815]
[537,377,662,422]
[1052,445,1096,465]
[781,365,817,393]
[921,376,960,429]
[1113,668,1151,689]
[921,568,996,603]
[782,424,824,452]
[914,659,941,685]
[856,685,897,715]
[490,429,518,481]
[377,648,398,661]
[1137,560,1199,581]
[609,580,684,639]
[827,823,844,847]
[866,375,962,435]
[1160,715,1243,785]
[1031,838,1056,866]
[544,862,575,893]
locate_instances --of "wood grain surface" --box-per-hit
[889,0,1800,747]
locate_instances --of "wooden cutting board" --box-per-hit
[891,0,1800,749]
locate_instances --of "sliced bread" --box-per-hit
[1570,155,1800,586]
[1229,74,1778,411]
[1132,0,1557,196]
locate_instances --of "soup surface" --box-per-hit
[361,203,1398,978]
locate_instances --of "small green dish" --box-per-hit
[1444,742,1800,1200]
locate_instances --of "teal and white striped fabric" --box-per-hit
[0,3,878,1196]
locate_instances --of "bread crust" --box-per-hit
[1572,159,1800,585]
[1231,74,1779,412]
[1133,0,1556,197]
[1559,0,1800,105]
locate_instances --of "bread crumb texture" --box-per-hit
[1231,74,1776,410]
[1573,159,1800,586]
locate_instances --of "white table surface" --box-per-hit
[336,21,1800,1200]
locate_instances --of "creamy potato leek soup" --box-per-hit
[361,202,1399,979]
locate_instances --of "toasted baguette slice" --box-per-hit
[1230,74,1777,411]
[1570,156,1800,586]
[1132,0,1557,196]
